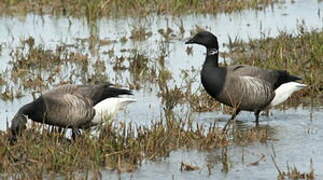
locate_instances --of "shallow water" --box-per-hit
[0,0,322,179]
[104,107,323,179]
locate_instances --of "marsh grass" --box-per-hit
[272,157,315,180]
[0,0,280,19]
[0,35,169,100]
[130,27,152,41]
[0,37,97,101]
[180,161,200,171]
[0,111,271,178]
[225,28,323,104]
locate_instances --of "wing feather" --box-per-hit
[229,64,301,89]
[218,75,275,110]
[39,83,132,128]
[229,65,278,86]
[42,90,95,128]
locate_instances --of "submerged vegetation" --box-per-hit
[0,0,280,19]
[272,157,315,180]
[1,37,102,101]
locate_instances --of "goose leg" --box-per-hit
[254,110,261,126]
[223,109,240,133]
[72,128,81,141]
[51,126,64,135]
[57,127,65,135]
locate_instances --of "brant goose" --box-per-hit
[185,31,306,129]
[10,83,135,142]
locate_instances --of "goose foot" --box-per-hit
[222,109,240,133]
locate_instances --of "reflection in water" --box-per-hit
[221,147,230,174]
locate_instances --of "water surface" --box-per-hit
[0,0,322,179]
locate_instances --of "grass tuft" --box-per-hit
[0,0,280,19]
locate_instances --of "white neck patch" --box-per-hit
[208,48,218,56]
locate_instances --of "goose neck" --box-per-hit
[205,48,219,67]
[18,103,33,116]
[18,98,45,121]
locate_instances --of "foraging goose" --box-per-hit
[10,83,135,141]
[185,31,306,128]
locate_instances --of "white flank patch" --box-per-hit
[269,82,306,108]
[92,97,136,125]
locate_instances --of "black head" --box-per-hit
[8,101,38,144]
[185,31,219,49]
[9,113,28,144]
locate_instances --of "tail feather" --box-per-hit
[274,71,302,89]
[90,84,133,105]
[287,74,302,81]
[269,82,306,108]
[92,97,136,125]
[106,87,133,96]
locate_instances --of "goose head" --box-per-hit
[185,31,219,49]
[9,113,28,143]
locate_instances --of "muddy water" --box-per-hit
[0,0,322,179]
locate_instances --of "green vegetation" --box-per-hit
[0,0,279,19]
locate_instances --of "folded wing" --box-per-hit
[218,75,275,110]
[42,88,95,128]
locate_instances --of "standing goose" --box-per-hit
[185,31,306,129]
[10,83,135,142]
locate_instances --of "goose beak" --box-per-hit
[185,38,195,44]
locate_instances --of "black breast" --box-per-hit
[201,65,226,98]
